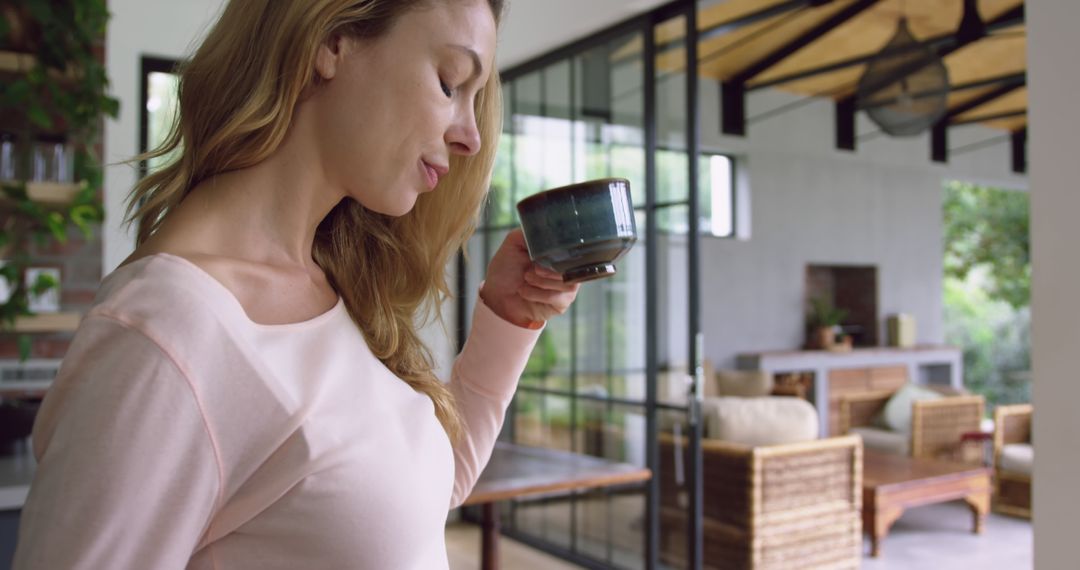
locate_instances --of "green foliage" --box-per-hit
[942,182,1031,409]
[943,180,1030,309]
[523,330,559,377]
[29,270,57,297]
[807,295,848,328]
[944,277,1030,407]
[0,0,115,359]
[16,334,31,360]
[484,136,516,227]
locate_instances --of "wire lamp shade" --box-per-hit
[857,17,950,137]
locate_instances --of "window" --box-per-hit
[138,57,182,178]
[704,153,733,237]
[653,149,735,237]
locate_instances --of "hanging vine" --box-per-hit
[0,0,118,358]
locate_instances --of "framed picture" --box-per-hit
[25,266,61,313]
[0,260,10,304]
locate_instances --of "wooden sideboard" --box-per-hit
[736,346,963,437]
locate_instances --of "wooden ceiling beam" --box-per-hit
[942,77,1026,121]
[1012,127,1027,174]
[950,108,1026,126]
[831,3,1026,151]
[932,78,1025,162]
[836,97,857,151]
[844,4,1025,104]
[723,0,882,135]
[857,71,1026,111]
[659,0,833,52]
[625,0,834,67]
[941,70,1026,93]
[940,3,1025,60]
[730,0,882,85]
[751,2,1025,93]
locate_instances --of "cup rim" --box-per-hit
[515,177,630,212]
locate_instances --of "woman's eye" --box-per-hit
[439,80,454,98]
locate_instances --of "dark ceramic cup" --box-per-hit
[516,178,637,283]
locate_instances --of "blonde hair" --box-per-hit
[125,0,505,442]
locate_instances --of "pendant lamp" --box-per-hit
[857,10,950,136]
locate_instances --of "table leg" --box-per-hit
[481,502,500,570]
[865,502,904,558]
[964,490,991,534]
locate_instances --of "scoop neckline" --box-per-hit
[120,252,346,330]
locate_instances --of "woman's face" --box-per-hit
[308,0,497,216]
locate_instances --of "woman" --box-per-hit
[13,0,579,568]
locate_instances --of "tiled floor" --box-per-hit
[446,522,578,570]
[861,500,1032,570]
[446,500,1033,569]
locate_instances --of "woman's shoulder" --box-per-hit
[89,251,249,341]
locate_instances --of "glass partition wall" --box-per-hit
[458,3,707,568]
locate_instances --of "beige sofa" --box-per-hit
[837,384,984,460]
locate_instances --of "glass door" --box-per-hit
[459,3,703,567]
[650,5,705,569]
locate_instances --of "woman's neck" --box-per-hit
[153,128,346,270]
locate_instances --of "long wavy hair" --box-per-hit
[124,0,505,442]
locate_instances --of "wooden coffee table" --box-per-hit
[862,450,992,557]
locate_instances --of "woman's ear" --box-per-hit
[314,34,346,81]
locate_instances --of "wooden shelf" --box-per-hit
[9,312,82,333]
[0,50,78,80]
[0,182,81,207]
[0,51,36,73]
[25,182,80,204]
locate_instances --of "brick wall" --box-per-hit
[0,34,107,361]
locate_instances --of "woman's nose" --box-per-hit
[446,113,481,157]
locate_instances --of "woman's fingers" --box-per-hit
[533,264,563,279]
[523,269,578,292]
[517,283,578,315]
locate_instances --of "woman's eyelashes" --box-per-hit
[439,78,454,98]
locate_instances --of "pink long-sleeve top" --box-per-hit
[12,252,540,569]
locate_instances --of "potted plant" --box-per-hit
[807,296,849,350]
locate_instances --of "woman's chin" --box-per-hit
[379,197,421,218]
[349,191,420,218]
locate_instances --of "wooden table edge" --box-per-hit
[864,467,992,494]
[462,468,652,506]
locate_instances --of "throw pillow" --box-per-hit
[879,383,943,433]
[702,396,818,446]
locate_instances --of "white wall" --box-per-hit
[1028,1,1078,567]
[496,0,670,70]
[683,82,1027,368]
[104,0,225,273]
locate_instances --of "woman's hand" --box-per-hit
[479,229,580,329]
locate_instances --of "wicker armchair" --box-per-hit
[657,434,862,570]
[838,387,984,460]
[993,404,1032,518]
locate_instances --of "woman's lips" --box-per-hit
[421,160,447,191]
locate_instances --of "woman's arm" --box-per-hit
[447,229,580,507]
[13,316,221,569]
[447,296,542,507]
